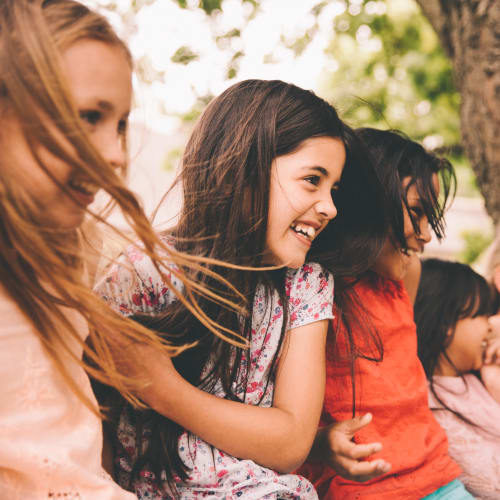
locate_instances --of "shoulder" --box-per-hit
[285,262,333,297]
[94,235,183,315]
[286,263,334,329]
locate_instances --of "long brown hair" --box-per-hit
[0,0,245,415]
[121,80,387,493]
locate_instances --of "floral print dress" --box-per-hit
[95,241,334,499]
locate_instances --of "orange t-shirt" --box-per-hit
[298,274,461,500]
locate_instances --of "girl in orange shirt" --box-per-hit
[299,128,471,499]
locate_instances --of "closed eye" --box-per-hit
[79,109,101,126]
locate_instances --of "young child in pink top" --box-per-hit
[415,258,500,499]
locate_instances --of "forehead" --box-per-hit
[401,173,440,202]
[60,39,132,107]
[275,136,346,180]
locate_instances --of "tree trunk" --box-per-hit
[416,0,500,226]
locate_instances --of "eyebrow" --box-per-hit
[88,100,130,118]
[301,165,329,176]
[96,100,114,111]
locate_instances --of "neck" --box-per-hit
[435,355,460,377]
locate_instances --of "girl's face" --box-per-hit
[2,39,132,229]
[264,136,345,268]
[442,314,492,374]
[372,174,438,281]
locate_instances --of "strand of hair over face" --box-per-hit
[0,0,251,416]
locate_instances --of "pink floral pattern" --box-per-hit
[95,241,333,499]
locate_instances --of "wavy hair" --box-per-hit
[356,128,455,251]
[117,79,388,494]
[0,0,245,416]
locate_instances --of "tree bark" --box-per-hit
[416,0,500,226]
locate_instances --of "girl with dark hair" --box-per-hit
[415,258,500,499]
[96,79,387,498]
[299,129,469,499]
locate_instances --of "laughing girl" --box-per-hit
[96,80,386,498]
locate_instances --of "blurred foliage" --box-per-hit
[318,0,461,150]
[459,229,493,265]
[96,0,476,196]
[163,147,184,171]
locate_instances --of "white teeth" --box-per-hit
[290,222,316,240]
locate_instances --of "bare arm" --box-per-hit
[402,254,422,305]
[137,319,328,473]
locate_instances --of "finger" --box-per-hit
[484,344,498,364]
[347,441,383,460]
[336,458,391,483]
[335,413,373,437]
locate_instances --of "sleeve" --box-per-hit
[93,243,183,316]
[286,262,334,331]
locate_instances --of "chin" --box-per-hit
[283,254,306,269]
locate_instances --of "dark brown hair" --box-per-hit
[415,258,498,430]
[329,128,456,417]
[115,80,387,495]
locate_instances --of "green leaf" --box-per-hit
[171,46,199,65]
[200,0,222,15]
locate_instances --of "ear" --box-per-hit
[493,266,500,293]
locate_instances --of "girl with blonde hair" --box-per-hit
[0,1,240,498]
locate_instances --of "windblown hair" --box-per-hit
[116,79,388,495]
[330,128,456,416]
[415,258,497,428]
[356,128,455,251]
[0,0,245,416]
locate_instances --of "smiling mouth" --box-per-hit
[68,178,99,197]
[290,222,317,241]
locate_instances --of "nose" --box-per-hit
[418,217,432,244]
[98,130,126,169]
[316,192,337,220]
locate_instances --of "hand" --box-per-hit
[480,363,500,404]
[484,316,500,365]
[313,413,391,482]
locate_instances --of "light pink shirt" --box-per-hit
[429,374,500,499]
[0,286,136,500]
